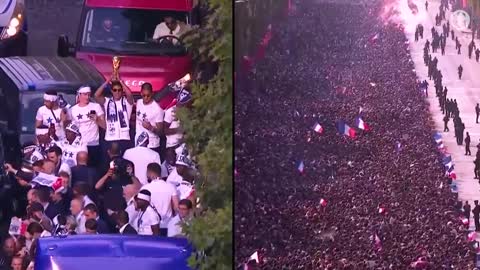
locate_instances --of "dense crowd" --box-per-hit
[0,75,198,269]
[235,1,476,269]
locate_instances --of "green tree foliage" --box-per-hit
[178,0,232,269]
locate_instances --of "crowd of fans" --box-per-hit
[235,0,476,269]
[0,76,198,269]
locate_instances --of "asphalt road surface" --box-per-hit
[26,0,83,56]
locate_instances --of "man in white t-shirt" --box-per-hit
[54,123,88,168]
[35,90,68,140]
[152,16,190,43]
[94,79,134,155]
[141,163,178,236]
[134,190,160,236]
[70,86,105,168]
[164,89,191,151]
[167,199,193,237]
[135,83,164,155]
[123,183,140,230]
[123,132,161,186]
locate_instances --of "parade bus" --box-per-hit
[0,0,28,56]
[57,0,195,109]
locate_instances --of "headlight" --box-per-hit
[6,27,17,37]
[10,18,20,28]
[1,15,23,39]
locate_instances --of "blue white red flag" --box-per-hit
[313,122,323,134]
[433,132,442,144]
[355,116,369,131]
[336,121,356,138]
[297,161,305,174]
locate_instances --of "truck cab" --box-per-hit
[57,0,195,108]
[0,0,28,56]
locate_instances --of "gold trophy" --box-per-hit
[112,56,121,80]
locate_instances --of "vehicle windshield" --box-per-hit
[80,7,190,56]
[20,91,77,134]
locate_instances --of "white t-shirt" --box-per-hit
[164,106,183,148]
[167,215,184,237]
[70,103,104,146]
[123,146,161,186]
[153,22,181,39]
[166,167,183,187]
[55,137,88,168]
[137,205,160,235]
[57,163,72,177]
[135,100,164,148]
[104,97,133,141]
[125,197,140,231]
[36,106,65,139]
[75,211,86,234]
[141,179,177,228]
[177,180,194,200]
[165,169,194,200]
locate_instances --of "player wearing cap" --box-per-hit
[70,86,105,168]
[35,90,68,140]
[54,123,88,168]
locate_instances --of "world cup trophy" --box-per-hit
[112,56,121,80]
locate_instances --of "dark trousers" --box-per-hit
[444,123,449,132]
[475,215,480,231]
[87,145,101,169]
[476,113,479,123]
[466,144,471,155]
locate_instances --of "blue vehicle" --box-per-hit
[0,0,28,56]
[35,235,193,270]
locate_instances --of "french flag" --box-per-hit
[355,116,369,131]
[468,231,476,241]
[313,122,323,134]
[433,132,442,144]
[336,121,356,138]
[442,155,453,168]
[447,166,456,180]
[297,161,305,174]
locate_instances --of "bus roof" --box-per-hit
[0,57,104,92]
[35,235,193,270]
[84,0,193,11]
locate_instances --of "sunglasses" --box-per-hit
[112,88,123,92]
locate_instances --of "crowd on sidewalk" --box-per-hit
[235,0,476,269]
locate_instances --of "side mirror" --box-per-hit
[57,35,73,57]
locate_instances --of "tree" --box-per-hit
[178,0,232,269]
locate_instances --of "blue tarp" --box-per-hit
[35,235,193,270]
